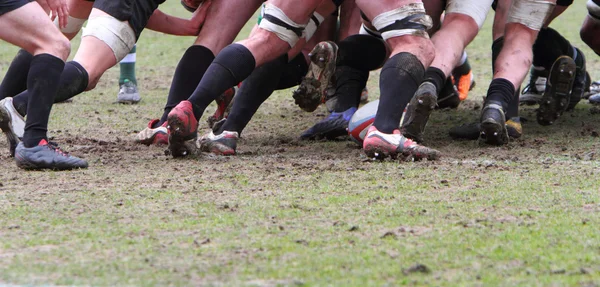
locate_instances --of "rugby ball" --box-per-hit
[348,99,379,144]
[181,0,204,12]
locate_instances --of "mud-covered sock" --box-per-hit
[159,45,214,126]
[533,27,574,71]
[452,51,471,78]
[0,49,33,99]
[374,52,424,134]
[218,55,288,135]
[188,44,256,121]
[118,45,137,86]
[12,61,88,116]
[330,66,369,112]
[22,54,65,148]
[485,78,515,112]
[277,54,308,90]
[423,67,446,92]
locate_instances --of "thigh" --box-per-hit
[194,0,262,55]
[0,1,65,55]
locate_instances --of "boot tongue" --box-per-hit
[38,139,49,146]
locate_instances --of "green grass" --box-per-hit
[1,1,600,286]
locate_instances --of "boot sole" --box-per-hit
[401,91,437,143]
[537,56,576,126]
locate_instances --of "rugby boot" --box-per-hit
[480,101,509,145]
[0,97,25,156]
[300,107,357,140]
[400,82,438,143]
[363,126,440,161]
[135,119,168,146]
[117,80,141,104]
[207,87,236,129]
[449,117,522,140]
[520,68,547,105]
[167,100,198,157]
[537,56,576,126]
[436,77,460,109]
[14,139,88,170]
[567,47,587,110]
[292,41,338,112]
[197,130,238,156]
[452,70,475,101]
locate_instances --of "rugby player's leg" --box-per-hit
[156,0,262,126]
[482,0,558,144]
[401,0,491,143]
[357,0,440,160]
[166,0,322,157]
[0,1,87,169]
[199,2,340,154]
[0,0,90,100]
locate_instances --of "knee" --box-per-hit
[49,35,71,60]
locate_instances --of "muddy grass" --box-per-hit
[1,2,600,286]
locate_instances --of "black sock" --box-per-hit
[22,54,65,147]
[337,34,387,71]
[188,44,256,120]
[374,52,424,133]
[533,27,574,71]
[12,61,88,116]
[423,67,446,92]
[276,54,308,90]
[330,66,369,112]
[0,49,33,99]
[218,55,288,135]
[485,78,515,111]
[159,45,214,126]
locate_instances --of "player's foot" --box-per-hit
[292,41,338,112]
[436,78,460,109]
[520,69,547,106]
[0,97,25,156]
[300,107,356,140]
[453,70,475,101]
[480,101,509,145]
[568,47,587,110]
[537,56,576,126]
[197,130,238,156]
[363,126,440,161]
[14,139,88,170]
[167,100,198,157]
[135,119,168,146]
[449,117,522,141]
[117,80,141,104]
[401,82,437,143]
[207,87,236,129]
[360,87,369,104]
